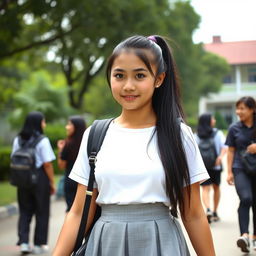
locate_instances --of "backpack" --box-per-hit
[198,130,218,169]
[10,134,45,189]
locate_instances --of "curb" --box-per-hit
[0,202,18,220]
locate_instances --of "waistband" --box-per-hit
[100,203,171,222]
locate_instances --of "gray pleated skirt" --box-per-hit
[85,203,190,256]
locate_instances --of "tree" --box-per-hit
[0,0,170,109]
[8,70,73,127]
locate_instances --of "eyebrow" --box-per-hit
[113,68,148,72]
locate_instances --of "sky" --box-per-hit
[190,0,256,44]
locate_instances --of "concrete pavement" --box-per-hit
[0,171,255,255]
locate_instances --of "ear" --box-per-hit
[155,72,166,88]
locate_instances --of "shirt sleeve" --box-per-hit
[180,123,209,185]
[11,137,19,156]
[69,126,97,187]
[225,124,236,147]
[37,137,56,163]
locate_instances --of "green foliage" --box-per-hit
[8,70,74,128]
[0,0,230,122]
[214,111,228,130]
[44,122,66,149]
[0,146,11,181]
[84,76,120,119]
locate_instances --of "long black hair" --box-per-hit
[236,96,256,138]
[65,116,86,163]
[106,35,190,217]
[19,111,44,140]
[197,113,214,139]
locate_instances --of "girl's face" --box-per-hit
[41,119,46,130]
[110,50,165,113]
[236,102,254,122]
[210,117,216,127]
[66,121,75,137]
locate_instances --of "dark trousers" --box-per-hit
[233,168,256,235]
[17,168,50,245]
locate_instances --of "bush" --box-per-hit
[0,147,12,181]
[44,122,66,149]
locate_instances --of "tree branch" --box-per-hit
[0,25,79,59]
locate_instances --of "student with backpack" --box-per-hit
[195,113,227,223]
[11,111,55,254]
[53,35,215,256]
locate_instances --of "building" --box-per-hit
[199,36,256,125]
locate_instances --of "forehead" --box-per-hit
[112,49,155,70]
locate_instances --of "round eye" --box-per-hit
[114,73,123,79]
[136,73,145,79]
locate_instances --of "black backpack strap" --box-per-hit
[73,118,113,253]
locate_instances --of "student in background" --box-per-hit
[226,96,256,253]
[194,113,227,223]
[11,111,55,254]
[57,116,86,212]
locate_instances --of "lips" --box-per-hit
[122,95,139,101]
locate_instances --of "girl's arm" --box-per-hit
[226,146,235,185]
[57,156,67,170]
[43,162,55,194]
[57,139,67,170]
[181,182,216,256]
[53,184,98,256]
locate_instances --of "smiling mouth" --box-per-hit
[122,95,139,101]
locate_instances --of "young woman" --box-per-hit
[11,111,55,254]
[57,116,86,212]
[53,35,215,256]
[195,113,227,223]
[226,96,256,253]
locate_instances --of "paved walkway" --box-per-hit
[0,170,255,255]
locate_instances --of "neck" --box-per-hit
[116,109,156,128]
[243,116,253,127]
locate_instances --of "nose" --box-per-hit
[123,78,135,91]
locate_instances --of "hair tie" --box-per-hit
[147,35,157,43]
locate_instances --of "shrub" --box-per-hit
[0,147,12,181]
[44,122,66,149]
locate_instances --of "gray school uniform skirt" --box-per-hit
[85,203,190,256]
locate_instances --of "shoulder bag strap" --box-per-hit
[73,118,113,252]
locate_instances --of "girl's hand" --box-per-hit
[57,139,65,150]
[247,143,256,154]
[215,156,222,166]
[227,172,234,185]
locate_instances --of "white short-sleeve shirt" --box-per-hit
[12,136,56,168]
[69,122,209,206]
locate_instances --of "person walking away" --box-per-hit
[53,35,215,256]
[226,96,256,253]
[195,113,227,223]
[11,111,55,254]
[57,116,86,212]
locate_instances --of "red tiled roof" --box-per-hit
[204,40,256,65]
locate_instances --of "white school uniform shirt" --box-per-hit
[12,136,56,168]
[69,122,209,206]
[194,129,227,171]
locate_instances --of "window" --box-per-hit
[223,75,232,83]
[248,67,256,82]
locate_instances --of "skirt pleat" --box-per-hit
[85,203,190,256]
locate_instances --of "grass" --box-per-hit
[0,175,62,206]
